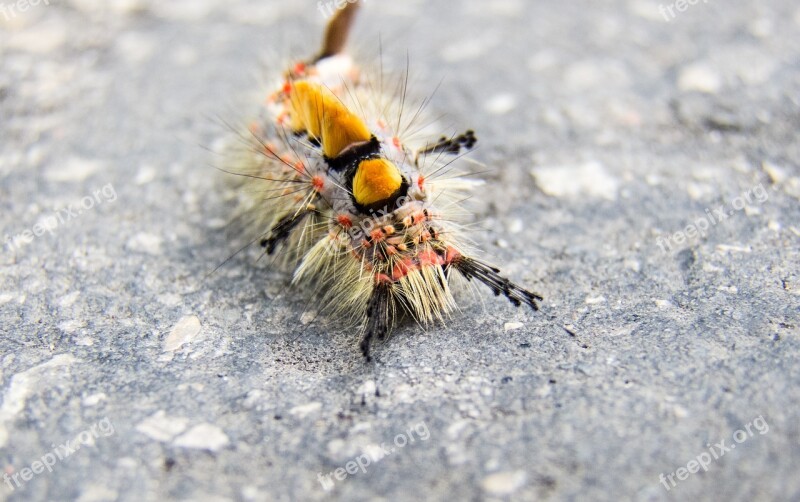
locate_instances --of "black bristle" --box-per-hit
[262,209,312,254]
[453,256,542,311]
[418,130,478,157]
[360,282,393,360]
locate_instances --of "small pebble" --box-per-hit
[481,470,527,496]
[164,315,202,352]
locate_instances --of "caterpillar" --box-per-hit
[220,1,542,360]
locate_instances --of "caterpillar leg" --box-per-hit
[451,255,543,311]
[360,281,394,361]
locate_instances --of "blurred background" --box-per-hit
[0,1,798,501]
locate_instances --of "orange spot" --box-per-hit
[337,215,353,229]
[370,229,385,242]
[283,81,292,95]
[445,246,461,264]
[312,175,324,191]
[418,248,440,267]
[391,259,416,281]
[392,137,401,149]
[294,62,306,75]
[375,273,392,284]
[417,175,425,189]
[382,225,395,235]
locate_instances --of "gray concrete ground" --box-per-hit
[1,0,799,501]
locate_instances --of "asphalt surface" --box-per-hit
[1,0,798,501]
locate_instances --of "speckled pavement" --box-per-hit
[1,1,799,501]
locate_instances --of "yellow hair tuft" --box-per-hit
[288,81,371,157]
[352,158,403,207]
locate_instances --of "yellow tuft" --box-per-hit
[288,81,371,157]
[398,265,455,324]
[352,158,403,207]
[289,81,325,137]
[321,109,371,157]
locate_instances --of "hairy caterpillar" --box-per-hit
[221,1,542,360]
